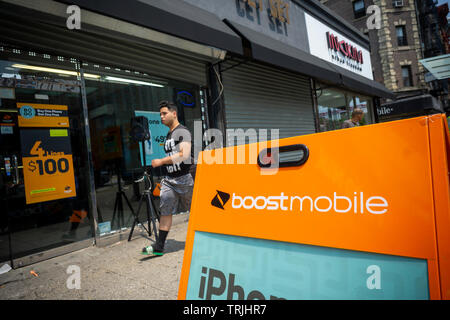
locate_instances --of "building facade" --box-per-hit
[0,0,392,268]
[320,0,449,113]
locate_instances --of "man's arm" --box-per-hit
[151,141,191,168]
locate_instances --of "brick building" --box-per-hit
[320,0,448,108]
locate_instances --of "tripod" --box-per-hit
[128,141,160,242]
[111,162,135,230]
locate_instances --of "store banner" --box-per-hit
[304,13,373,80]
[20,128,76,204]
[17,103,76,204]
[178,114,450,300]
[17,103,69,128]
[134,110,169,166]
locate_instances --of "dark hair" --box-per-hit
[159,100,177,113]
[352,108,364,117]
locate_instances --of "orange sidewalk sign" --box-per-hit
[178,114,450,300]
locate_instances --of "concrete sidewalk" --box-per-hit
[0,220,188,300]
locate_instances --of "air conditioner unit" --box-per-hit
[393,0,404,7]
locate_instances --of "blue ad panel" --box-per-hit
[134,110,168,166]
[186,232,429,300]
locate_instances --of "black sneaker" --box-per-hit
[141,244,164,256]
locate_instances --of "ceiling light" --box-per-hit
[11,64,100,79]
[104,76,164,87]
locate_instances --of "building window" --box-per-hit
[396,26,408,46]
[316,84,374,132]
[401,65,413,87]
[353,0,366,19]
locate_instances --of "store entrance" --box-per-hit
[0,47,93,267]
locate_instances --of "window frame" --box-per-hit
[352,0,366,19]
[396,25,408,47]
[401,65,413,87]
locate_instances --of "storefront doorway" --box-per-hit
[0,45,93,267]
[81,60,203,237]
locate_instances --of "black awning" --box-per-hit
[224,20,342,85]
[224,20,394,99]
[336,66,395,99]
[377,94,443,120]
[56,0,243,55]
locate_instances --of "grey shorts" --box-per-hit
[159,174,194,216]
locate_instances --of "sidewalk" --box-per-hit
[0,219,188,300]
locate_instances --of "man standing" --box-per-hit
[342,108,364,128]
[142,101,194,256]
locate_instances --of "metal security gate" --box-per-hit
[220,59,315,146]
[0,1,209,86]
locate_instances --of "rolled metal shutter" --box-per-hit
[221,60,315,146]
[0,3,208,85]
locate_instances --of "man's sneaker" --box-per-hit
[141,244,164,256]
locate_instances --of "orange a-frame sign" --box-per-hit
[179,114,450,300]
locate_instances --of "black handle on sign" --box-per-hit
[257,144,309,168]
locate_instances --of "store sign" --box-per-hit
[134,110,169,166]
[179,115,450,300]
[305,13,373,80]
[20,128,76,204]
[183,0,309,50]
[17,103,76,204]
[326,32,364,66]
[236,0,290,24]
[17,103,69,128]
[185,232,429,300]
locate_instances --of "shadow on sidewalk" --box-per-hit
[139,239,185,261]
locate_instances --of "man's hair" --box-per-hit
[352,108,364,117]
[159,100,177,113]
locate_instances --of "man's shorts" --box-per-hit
[159,174,194,216]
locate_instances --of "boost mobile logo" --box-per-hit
[212,191,388,215]
[211,191,230,210]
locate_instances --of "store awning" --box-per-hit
[56,0,244,55]
[377,94,443,120]
[224,20,394,99]
[419,54,450,80]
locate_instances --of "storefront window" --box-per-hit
[82,62,202,236]
[317,87,349,132]
[0,45,92,263]
[316,82,374,132]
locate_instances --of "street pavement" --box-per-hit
[0,220,188,300]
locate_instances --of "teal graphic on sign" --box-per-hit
[134,110,169,166]
[186,232,429,300]
[19,105,36,119]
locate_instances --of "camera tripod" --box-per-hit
[111,163,134,230]
[128,168,160,242]
[128,139,160,242]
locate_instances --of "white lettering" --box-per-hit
[366,196,388,214]
[66,265,81,290]
[334,192,352,213]
[230,192,388,214]
[314,196,332,212]
[66,5,81,30]
[366,265,381,289]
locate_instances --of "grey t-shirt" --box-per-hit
[163,124,193,178]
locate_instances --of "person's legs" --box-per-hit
[142,179,177,255]
[159,214,172,231]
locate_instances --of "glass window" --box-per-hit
[349,94,374,125]
[396,26,408,46]
[82,62,202,236]
[316,83,374,132]
[401,66,413,87]
[317,88,349,132]
[353,0,366,19]
[0,45,92,262]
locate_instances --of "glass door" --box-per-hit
[0,46,93,266]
